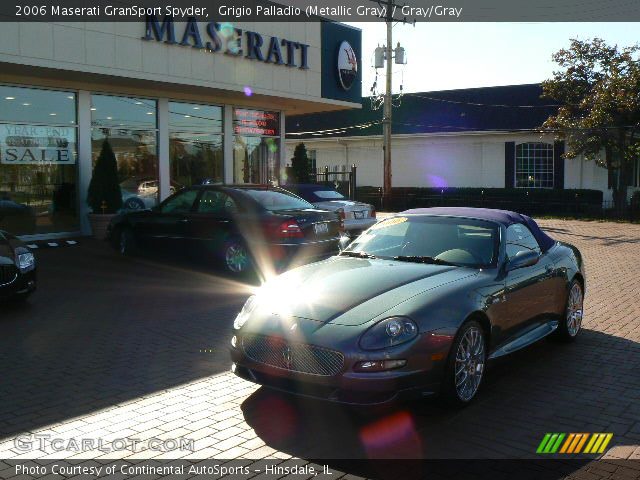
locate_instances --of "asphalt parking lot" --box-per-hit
[1,219,640,478]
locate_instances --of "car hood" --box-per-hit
[312,200,371,211]
[253,256,477,326]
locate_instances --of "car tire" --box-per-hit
[117,227,137,256]
[553,279,583,342]
[124,197,145,210]
[223,238,252,275]
[441,320,487,407]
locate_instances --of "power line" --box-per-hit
[286,121,382,136]
[286,120,640,138]
[404,92,562,109]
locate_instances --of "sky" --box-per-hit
[346,22,640,94]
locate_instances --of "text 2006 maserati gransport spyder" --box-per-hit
[230,207,585,406]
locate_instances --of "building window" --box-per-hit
[232,109,280,184]
[515,142,554,189]
[307,149,317,172]
[90,94,158,210]
[169,101,223,189]
[0,85,78,235]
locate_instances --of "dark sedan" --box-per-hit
[107,185,343,274]
[1,195,36,234]
[230,207,585,406]
[0,230,36,302]
[283,184,376,236]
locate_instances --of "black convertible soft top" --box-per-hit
[401,207,556,252]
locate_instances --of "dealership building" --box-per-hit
[0,18,362,238]
[285,84,639,204]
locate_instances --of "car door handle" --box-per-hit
[178,218,190,223]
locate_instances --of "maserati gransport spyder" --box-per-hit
[230,207,585,406]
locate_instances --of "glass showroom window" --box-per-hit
[169,102,223,189]
[0,85,78,235]
[91,94,158,210]
[233,109,280,184]
[515,142,554,188]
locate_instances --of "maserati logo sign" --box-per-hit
[337,40,358,91]
[282,345,293,369]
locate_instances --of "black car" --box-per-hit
[0,195,36,234]
[0,230,36,302]
[107,185,343,274]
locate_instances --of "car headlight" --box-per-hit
[15,250,35,273]
[233,295,258,330]
[359,316,419,351]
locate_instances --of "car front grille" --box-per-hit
[0,265,18,285]
[242,334,344,376]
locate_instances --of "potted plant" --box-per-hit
[87,139,122,239]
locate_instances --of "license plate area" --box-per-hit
[353,211,365,219]
[314,222,329,235]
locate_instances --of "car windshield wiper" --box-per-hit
[340,250,377,259]
[392,255,457,266]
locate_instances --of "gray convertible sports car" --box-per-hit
[230,207,585,406]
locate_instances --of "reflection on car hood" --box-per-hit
[312,200,371,211]
[255,256,477,326]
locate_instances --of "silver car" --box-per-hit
[284,184,376,235]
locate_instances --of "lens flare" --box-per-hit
[243,86,253,97]
[218,22,235,38]
[359,411,422,458]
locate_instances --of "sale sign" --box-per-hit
[0,124,76,165]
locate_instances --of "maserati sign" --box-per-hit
[337,40,358,91]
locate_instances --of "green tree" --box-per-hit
[87,139,122,214]
[291,143,311,183]
[542,38,640,213]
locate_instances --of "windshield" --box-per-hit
[119,178,139,190]
[312,190,345,200]
[343,215,499,268]
[244,189,315,211]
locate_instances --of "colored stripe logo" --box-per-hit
[537,433,613,454]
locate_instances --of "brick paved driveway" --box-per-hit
[0,220,639,477]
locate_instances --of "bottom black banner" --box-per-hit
[2,459,640,480]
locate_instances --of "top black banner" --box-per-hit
[2,0,640,22]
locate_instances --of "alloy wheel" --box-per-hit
[225,243,248,273]
[566,282,583,337]
[454,326,485,402]
[125,198,144,210]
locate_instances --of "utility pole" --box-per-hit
[371,0,410,208]
[383,0,393,208]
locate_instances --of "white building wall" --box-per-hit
[564,155,611,202]
[286,132,611,198]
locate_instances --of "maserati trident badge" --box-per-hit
[337,40,358,91]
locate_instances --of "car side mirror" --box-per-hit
[506,250,540,272]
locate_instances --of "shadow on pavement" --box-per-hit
[241,328,640,473]
[0,240,251,438]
